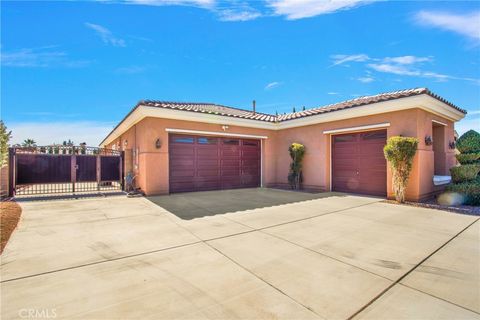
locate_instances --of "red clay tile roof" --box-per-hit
[140,101,278,122]
[139,88,466,123]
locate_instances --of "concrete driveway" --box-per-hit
[1,189,479,319]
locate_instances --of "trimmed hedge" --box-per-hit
[450,164,480,183]
[446,176,480,205]
[456,152,480,165]
[456,130,480,154]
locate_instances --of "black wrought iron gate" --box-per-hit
[8,146,124,197]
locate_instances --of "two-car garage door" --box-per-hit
[169,134,261,193]
[332,130,387,197]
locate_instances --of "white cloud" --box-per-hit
[467,110,480,116]
[99,0,262,22]
[268,0,373,20]
[330,53,479,84]
[265,81,282,90]
[1,46,90,68]
[217,9,261,21]
[368,63,420,76]
[415,11,480,42]
[357,76,374,83]
[124,0,214,7]
[85,22,126,47]
[330,54,369,66]
[369,63,479,83]
[327,92,339,95]
[8,121,116,146]
[382,55,431,65]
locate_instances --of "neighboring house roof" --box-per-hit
[100,87,466,146]
[138,88,466,124]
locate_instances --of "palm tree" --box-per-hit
[22,139,37,148]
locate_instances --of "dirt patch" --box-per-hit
[1,201,22,254]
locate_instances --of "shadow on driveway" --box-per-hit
[147,188,346,220]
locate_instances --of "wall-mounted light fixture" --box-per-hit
[124,140,128,147]
[222,125,229,131]
[425,135,433,146]
[155,138,162,149]
[449,141,456,149]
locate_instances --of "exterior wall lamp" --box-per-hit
[155,138,162,149]
[449,141,456,149]
[222,125,229,131]
[425,135,433,146]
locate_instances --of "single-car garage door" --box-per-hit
[169,134,261,193]
[332,129,387,197]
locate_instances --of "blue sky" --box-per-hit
[2,0,479,145]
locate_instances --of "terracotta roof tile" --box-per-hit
[139,88,465,123]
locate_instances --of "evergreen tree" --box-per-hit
[0,121,12,166]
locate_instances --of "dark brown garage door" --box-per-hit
[332,130,387,197]
[169,134,261,193]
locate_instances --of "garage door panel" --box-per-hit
[222,179,242,189]
[169,134,260,193]
[197,169,219,177]
[195,182,220,190]
[169,146,195,155]
[334,158,357,167]
[170,181,195,192]
[334,147,357,156]
[221,159,240,166]
[197,148,218,157]
[244,168,260,174]
[333,130,386,197]
[359,144,384,155]
[170,158,195,166]
[197,159,219,167]
[242,159,260,166]
[221,151,240,158]
[334,169,357,178]
[221,169,241,177]
[170,170,195,178]
[358,158,385,167]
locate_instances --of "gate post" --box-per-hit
[71,147,76,193]
[120,151,125,191]
[8,147,15,197]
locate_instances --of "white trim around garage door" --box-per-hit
[323,122,391,134]
[165,128,268,139]
[432,119,447,126]
[326,122,390,192]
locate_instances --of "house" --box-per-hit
[100,88,466,201]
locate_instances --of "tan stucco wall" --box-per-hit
[106,108,457,201]
[273,109,420,197]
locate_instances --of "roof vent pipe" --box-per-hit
[252,100,256,114]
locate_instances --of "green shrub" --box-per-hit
[456,130,480,154]
[456,152,480,165]
[450,164,480,183]
[446,176,480,205]
[288,143,305,190]
[384,136,419,203]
